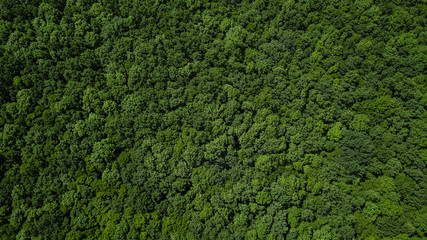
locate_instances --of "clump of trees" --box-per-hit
[0,0,426,239]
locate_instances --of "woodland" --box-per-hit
[0,0,426,239]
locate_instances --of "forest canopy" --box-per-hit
[0,0,426,239]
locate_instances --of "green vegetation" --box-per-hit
[1,0,426,239]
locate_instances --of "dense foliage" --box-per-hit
[1,0,426,239]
